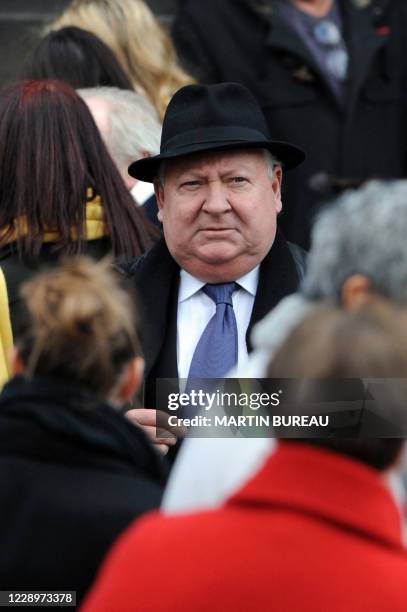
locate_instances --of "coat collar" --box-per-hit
[0,375,168,482]
[133,239,180,377]
[231,442,404,549]
[264,6,327,86]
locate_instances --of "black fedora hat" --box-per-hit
[128,82,305,182]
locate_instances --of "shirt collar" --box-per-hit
[178,265,260,303]
[237,266,259,297]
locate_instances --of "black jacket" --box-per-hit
[173,0,407,248]
[0,376,166,605]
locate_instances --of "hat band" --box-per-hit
[161,126,268,154]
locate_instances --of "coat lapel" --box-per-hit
[264,5,341,104]
[133,239,179,377]
[265,8,319,74]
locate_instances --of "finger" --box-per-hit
[138,424,178,446]
[126,408,187,438]
[155,444,170,456]
[126,408,157,427]
[155,411,188,437]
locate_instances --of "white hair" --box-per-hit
[157,147,279,187]
[78,86,161,167]
[302,180,407,305]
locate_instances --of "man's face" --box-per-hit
[155,149,282,282]
[289,0,333,18]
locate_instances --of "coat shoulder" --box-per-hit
[114,253,147,278]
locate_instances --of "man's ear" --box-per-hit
[272,165,283,213]
[10,346,25,376]
[116,357,145,404]
[341,274,372,310]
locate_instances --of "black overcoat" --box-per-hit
[0,376,166,605]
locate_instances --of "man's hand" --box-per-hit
[126,408,186,455]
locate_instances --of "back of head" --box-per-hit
[302,180,407,304]
[0,79,155,258]
[267,301,407,469]
[78,86,161,168]
[21,26,134,90]
[269,301,407,379]
[49,0,194,119]
[17,257,140,398]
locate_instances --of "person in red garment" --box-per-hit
[82,303,407,612]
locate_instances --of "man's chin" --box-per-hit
[180,249,260,283]
[195,246,241,266]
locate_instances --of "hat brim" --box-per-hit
[128,139,305,183]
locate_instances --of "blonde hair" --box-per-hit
[18,257,141,397]
[49,0,194,119]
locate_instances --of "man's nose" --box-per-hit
[202,182,231,214]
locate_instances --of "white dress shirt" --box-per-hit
[177,266,259,380]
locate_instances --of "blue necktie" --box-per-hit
[187,282,239,385]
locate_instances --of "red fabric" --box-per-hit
[82,443,407,612]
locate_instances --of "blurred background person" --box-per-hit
[240,179,407,378]
[0,79,157,336]
[49,0,194,120]
[20,26,134,90]
[83,302,407,612]
[173,0,407,249]
[78,86,162,225]
[0,257,167,605]
[162,179,407,514]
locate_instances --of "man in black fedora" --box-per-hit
[125,82,306,433]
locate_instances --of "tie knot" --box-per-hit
[203,282,238,306]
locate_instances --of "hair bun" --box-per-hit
[18,256,141,396]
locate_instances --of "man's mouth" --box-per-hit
[200,228,235,232]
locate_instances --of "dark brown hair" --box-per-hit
[0,79,156,259]
[17,256,141,397]
[21,27,134,90]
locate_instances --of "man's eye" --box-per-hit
[230,177,248,184]
[181,180,201,188]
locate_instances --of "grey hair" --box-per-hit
[157,147,279,187]
[262,149,279,178]
[78,86,161,166]
[302,180,407,305]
